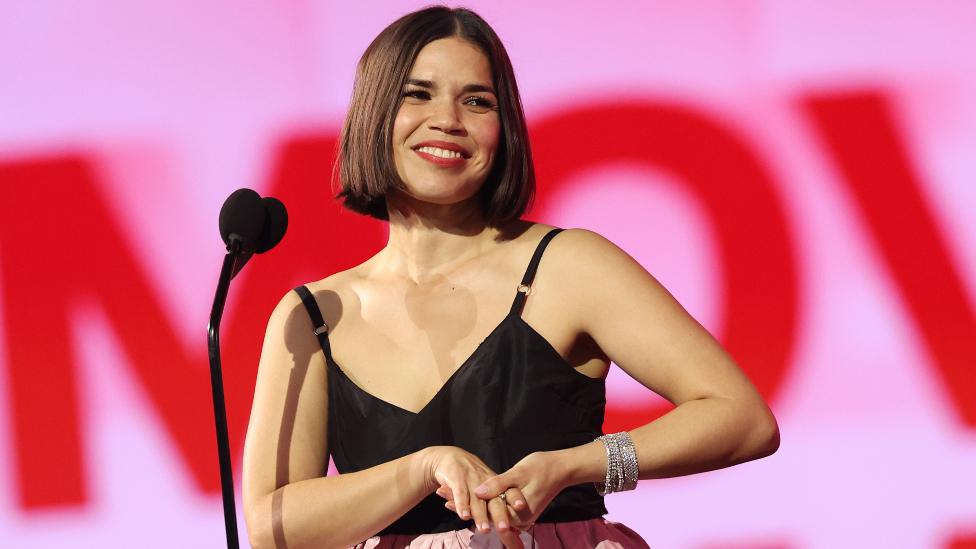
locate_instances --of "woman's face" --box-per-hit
[391,37,501,209]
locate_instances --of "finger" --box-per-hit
[488,494,521,547]
[494,506,524,549]
[501,488,531,527]
[475,473,513,500]
[469,494,491,534]
[504,487,528,512]
[451,483,471,521]
[435,485,453,500]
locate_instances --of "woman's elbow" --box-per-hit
[243,494,274,549]
[723,396,780,463]
[748,404,780,459]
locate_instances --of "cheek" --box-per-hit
[392,108,415,144]
[392,107,421,173]
[476,118,502,158]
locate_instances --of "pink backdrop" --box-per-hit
[2,1,975,547]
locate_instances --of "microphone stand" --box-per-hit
[207,238,251,549]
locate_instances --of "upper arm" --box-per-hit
[553,229,765,407]
[242,289,330,513]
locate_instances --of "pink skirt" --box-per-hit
[351,518,649,548]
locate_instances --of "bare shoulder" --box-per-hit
[538,227,678,332]
[293,267,364,330]
[546,227,628,260]
[258,268,360,368]
[544,228,655,292]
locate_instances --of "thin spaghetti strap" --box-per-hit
[293,285,335,364]
[510,228,564,316]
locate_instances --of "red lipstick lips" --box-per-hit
[412,140,470,167]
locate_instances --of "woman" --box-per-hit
[243,6,779,549]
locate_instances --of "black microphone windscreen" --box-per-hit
[219,188,265,248]
[256,197,288,254]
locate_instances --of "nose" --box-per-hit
[427,99,465,135]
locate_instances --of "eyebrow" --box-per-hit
[406,79,496,95]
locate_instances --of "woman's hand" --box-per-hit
[423,446,527,548]
[472,451,569,527]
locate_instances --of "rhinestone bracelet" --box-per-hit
[595,432,639,495]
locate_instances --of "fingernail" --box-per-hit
[462,509,470,519]
[480,522,490,532]
[515,500,525,509]
[475,485,488,496]
[499,521,509,530]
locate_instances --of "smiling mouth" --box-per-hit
[415,145,466,159]
[411,140,472,159]
[411,144,471,167]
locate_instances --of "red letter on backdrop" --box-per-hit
[529,102,798,432]
[1,159,89,507]
[0,139,384,508]
[804,92,976,427]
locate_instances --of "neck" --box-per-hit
[375,191,500,284]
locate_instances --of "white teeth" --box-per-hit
[417,146,463,159]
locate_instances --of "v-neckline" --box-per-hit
[328,312,518,416]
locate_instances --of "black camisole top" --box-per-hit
[294,228,608,535]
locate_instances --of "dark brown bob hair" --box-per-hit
[337,6,534,224]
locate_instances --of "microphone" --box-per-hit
[218,188,288,277]
[209,188,288,549]
[219,188,264,253]
[256,196,288,254]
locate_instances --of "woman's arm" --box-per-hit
[474,229,779,518]
[243,290,431,549]
[243,290,526,549]
[563,229,780,478]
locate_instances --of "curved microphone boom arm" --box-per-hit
[207,189,287,549]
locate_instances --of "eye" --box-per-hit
[403,89,431,101]
[463,96,497,112]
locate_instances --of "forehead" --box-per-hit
[408,37,493,85]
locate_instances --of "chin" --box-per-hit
[420,193,480,208]
[401,182,483,206]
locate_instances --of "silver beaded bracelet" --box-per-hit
[594,432,639,495]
